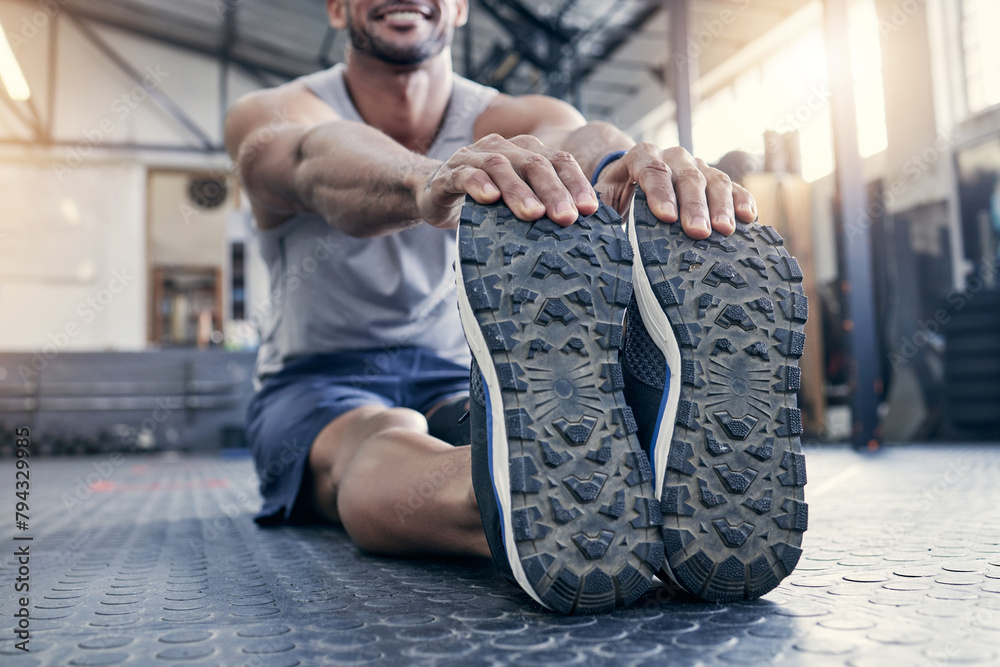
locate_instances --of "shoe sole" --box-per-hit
[627,188,808,602]
[457,197,664,614]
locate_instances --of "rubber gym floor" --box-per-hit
[2,444,999,666]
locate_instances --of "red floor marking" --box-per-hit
[87,479,231,493]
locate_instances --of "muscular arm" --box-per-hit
[227,82,754,239]
[226,84,455,238]
[227,82,562,236]
[290,123,438,237]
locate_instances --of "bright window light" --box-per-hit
[0,19,30,101]
[963,0,1000,113]
[683,0,888,183]
[850,0,888,159]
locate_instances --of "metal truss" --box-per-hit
[0,0,668,148]
[468,0,661,107]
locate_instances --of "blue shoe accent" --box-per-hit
[481,372,508,562]
[622,292,674,480]
[647,366,671,486]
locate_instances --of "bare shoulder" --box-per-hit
[224,81,339,158]
[474,92,586,141]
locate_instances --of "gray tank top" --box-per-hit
[252,64,497,382]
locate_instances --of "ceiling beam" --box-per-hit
[483,0,575,44]
[575,3,662,81]
[62,5,309,81]
[69,14,216,150]
[0,92,41,140]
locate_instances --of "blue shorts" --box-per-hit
[246,347,469,525]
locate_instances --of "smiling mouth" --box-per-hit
[383,11,425,20]
[373,4,433,22]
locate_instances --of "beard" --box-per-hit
[346,4,453,66]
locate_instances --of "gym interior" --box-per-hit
[1,0,999,664]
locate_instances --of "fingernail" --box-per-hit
[692,215,710,231]
[715,214,733,228]
[662,202,677,219]
[525,197,544,213]
[555,201,575,217]
[483,182,500,197]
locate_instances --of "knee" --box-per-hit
[311,406,426,475]
[367,407,428,436]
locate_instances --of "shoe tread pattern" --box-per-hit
[460,198,663,614]
[632,189,807,603]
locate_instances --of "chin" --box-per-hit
[354,29,449,66]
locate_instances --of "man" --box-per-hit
[226,0,807,614]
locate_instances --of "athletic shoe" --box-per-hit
[458,196,664,614]
[622,187,808,602]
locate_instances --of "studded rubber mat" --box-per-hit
[2,446,1000,665]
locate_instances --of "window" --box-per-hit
[682,0,887,183]
[962,0,1000,114]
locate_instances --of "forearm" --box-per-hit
[556,121,635,181]
[292,121,442,238]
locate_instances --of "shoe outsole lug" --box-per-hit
[629,188,807,603]
[460,197,663,614]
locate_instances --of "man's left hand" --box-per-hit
[595,144,757,240]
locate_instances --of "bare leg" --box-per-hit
[306,405,490,557]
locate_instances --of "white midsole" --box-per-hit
[626,196,684,581]
[454,225,547,610]
[626,199,683,501]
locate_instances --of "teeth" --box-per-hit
[384,11,424,20]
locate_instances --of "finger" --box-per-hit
[473,152,547,220]
[733,183,757,222]
[548,149,599,216]
[447,164,501,204]
[701,161,736,236]
[457,136,546,220]
[511,137,598,216]
[627,143,679,223]
[511,151,580,226]
[419,164,497,229]
[663,148,710,239]
[594,158,635,216]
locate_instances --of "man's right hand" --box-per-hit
[416,134,600,230]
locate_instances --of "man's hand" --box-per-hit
[595,144,757,240]
[416,129,757,242]
[416,134,599,230]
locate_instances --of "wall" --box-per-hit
[0,158,146,352]
[0,1,263,147]
[148,171,234,267]
[0,0,270,352]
